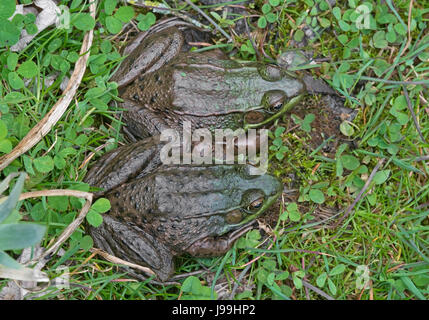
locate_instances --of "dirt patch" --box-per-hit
[282,94,356,157]
[261,94,355,229]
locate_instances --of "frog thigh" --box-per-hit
[111,27,184,88]
[88,215,175,282]
[84,136,163,193]
[84,147,123,191]
[121,99,173,139]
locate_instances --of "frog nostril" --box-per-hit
[258,64,283,81]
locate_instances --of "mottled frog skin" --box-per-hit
[111,25,306,139]
[84,21,298,281]
[85,137,282,281]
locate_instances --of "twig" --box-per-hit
[171,270,205,280]
[412,155,429,162]
[78,141,113,170]
[333,158,385,228]
[41,130,57,156]
[398,0,414,58]
[89,248,155,277]
[402,84,427,144]
[19,189,92,201]
[0,1,96,171]
[237,235,276,268]
[229,264,252,299]
[357,76,429,86]
[128,0,210,31]
[183,0,232,41]
[244,17,261,61]
[19,190,94,263]
[243,16,276,64]
[301,279,335,300]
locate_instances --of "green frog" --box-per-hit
[111,23,306,139]
[86,21,325,281]
[85,137,282,281]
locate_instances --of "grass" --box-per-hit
[0,0,428,300]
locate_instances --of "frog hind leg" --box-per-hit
[185,225,254,258]
[120,99,173,139]
[123,18,196,56]
[111,27,184,89]
[83,146,124,191]
[84,136,163,193]
[88,215,175,282]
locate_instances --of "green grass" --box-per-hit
[0,0,428,300]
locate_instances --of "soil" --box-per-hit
[260,93,357,230]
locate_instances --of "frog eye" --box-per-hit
[262,90,287,113]
[247,198,264,212]
[272,101,283,111]
[258,64,283,82]
[241,189,265,212]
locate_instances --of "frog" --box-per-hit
[84,137,283,281]
[84,19,341,281]
[110,21,307,139]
